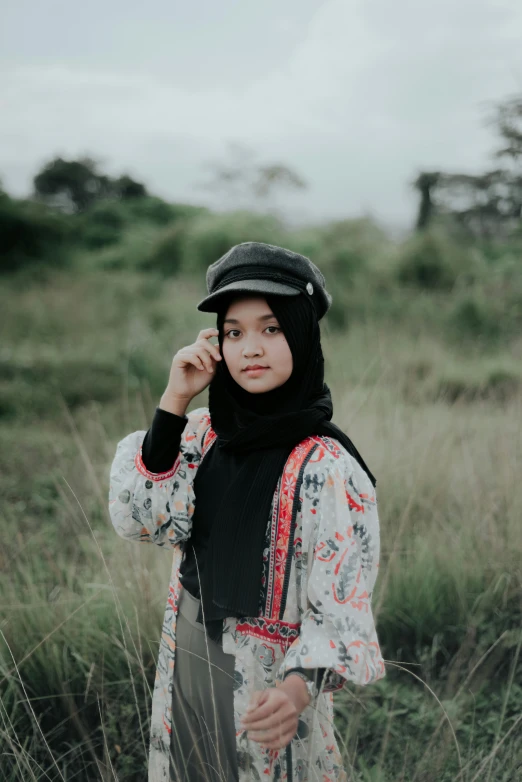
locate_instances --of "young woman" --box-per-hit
[109,242,386,782]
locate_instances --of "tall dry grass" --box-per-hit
[0,267,521,780]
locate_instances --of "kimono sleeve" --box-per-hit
[108,406,209,548]
[277,451,386,692]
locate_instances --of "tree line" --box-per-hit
[1,91,521,275]
[414,93,522,239]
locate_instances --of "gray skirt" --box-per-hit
[170,585,239,782]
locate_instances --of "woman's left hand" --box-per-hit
[241,681,307,750]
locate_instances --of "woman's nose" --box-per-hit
[243,343,263,357]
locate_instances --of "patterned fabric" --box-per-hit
[109,407,386,782]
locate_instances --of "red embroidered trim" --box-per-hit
[270,436,318,620]
[197,429,336,623]
[202,426,217,457]
[235,617,300,652]
[134,448,181,482]
[308,434,342,459]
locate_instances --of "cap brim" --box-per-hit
[197,279,300,313]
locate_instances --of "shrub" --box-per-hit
[142,221,187,276]
[324,292,350,330]
[79,201,128,249]
[181,211,287,273]
[449,292,505,343]
[123,196,208,226]
[283,228,325,262]
[396,230,474,290]
[318,217,388,280]
[79,198,208,251]
[0,194,73,274]
[90,224,159,271]
[82,201,127,230]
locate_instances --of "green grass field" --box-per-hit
[1,216,521,780]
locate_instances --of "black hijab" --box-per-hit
[195,292,376,642]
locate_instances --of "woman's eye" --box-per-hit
[225,327,280,338]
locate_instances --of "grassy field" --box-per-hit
[1,224,521,780]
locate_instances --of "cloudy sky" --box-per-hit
[1,0,521,228]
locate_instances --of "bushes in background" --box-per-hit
[2,188,521,349]
[144,222,187,276]
[0,193,73,274]
[78,197,209,251]
[79,200,128,249]
[179,210,288,273]
[395,229,480,291]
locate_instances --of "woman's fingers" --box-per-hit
[261,729,294,750]
[187,346,217,373]
[196,338,222,366]
[176,331,221,374]
[197,327,219,339]
[248,715,296,746]
[244,702,295,734]
[198,335,222,360]
[196,330,222,361]
[178,348,206,371]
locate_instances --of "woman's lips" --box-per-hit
[243,367,269,376]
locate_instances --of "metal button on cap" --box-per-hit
[306,282,314,295]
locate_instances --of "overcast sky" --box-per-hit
[1,0,521,229]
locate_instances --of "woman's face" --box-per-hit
[221,295,293,394]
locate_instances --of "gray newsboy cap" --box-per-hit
[197,242,332,320]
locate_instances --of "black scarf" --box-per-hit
[195,293,376,642]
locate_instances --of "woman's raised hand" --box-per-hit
[162,328,222,412]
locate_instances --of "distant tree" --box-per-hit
[434,169,519,240]
[413,93,522,237]
[33,157,148,212]
[490,95,522,225]
[112,174,148,200]
[33,156,107,212]
[413,172,440,230]
[251,163,306,201]
[493,95,522,166]
[199,142,307,210]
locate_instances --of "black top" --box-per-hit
[140,407,243,600]
[141,406,326,687]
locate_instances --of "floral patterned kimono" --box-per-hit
[108,407,386,782]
